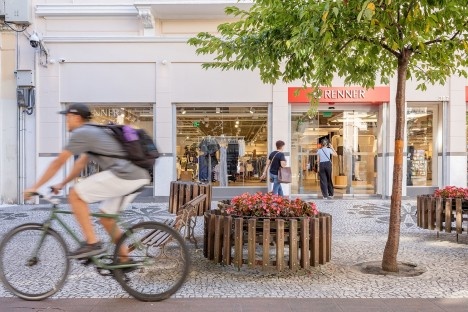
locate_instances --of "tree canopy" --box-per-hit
[189,0,467,91]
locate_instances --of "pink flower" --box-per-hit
[225,192,319,217]
[434,186,468,200]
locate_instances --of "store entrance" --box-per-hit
[291,109,378,196]
[175,105,269,191]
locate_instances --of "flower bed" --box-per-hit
[417,188,468,240]
[434,186,468,200]
[225,192,318,218]
[206,193,331,271]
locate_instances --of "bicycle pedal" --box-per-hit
[96,268,113,277]
[78,258,93,266]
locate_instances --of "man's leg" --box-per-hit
[99,192,140,263]
[69,188,98,244]
[68,188,105,258]
[100,217,129,262]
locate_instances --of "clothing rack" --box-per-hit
[198,135,244,145]
[197,135,245,185]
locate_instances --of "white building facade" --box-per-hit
[0,0,466,203]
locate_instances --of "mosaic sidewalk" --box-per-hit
[0,198,467,299]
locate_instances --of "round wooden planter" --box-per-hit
[416,195,468,240]
[203,210,332,271]
[168,181,212,216]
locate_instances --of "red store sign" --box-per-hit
[288,86,390,104]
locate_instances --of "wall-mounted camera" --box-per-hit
[29,32,40,48]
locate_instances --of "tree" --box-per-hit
[189,0,468,272]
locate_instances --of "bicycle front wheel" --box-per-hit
[113,221,190,302]
[0,223,70,300]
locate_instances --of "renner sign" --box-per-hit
[288,86,390,104]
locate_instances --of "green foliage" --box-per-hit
[188,0,468,94]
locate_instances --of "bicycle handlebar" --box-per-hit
[26,191,61,205]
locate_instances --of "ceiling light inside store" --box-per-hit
[181,108,186,115]
[216,107,220,114]
[249,108,255,114]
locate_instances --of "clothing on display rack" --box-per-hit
[238,139,246,157]
[196,135,243,184]
[227,142,239,181]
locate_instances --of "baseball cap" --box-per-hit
[58,103,92,119]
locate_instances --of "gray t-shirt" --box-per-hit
[65,124,150,180]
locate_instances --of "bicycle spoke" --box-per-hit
[113,222,190,301]
[0,224,69,300]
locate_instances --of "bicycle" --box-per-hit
[0,192,190,302]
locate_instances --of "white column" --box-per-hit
[446,75,467,186]
[272,82,290,196]
[0,32,19,203]
[154,60,174,197]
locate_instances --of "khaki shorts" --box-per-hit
[74,170,150,214]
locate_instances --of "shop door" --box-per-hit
[336,111,378,195]
[291,110,378,196]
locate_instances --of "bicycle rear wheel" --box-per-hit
[113,221,190,301]
[0,223,70,300]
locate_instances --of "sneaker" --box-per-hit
[328,196,334,199]
[69,242,106,259]
[115,258,140,274]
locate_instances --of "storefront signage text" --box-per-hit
[288,86,390,104]
[324,89,365,100]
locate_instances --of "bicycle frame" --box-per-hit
[35,201,140,271]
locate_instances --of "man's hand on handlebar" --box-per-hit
[23,188,38,200]
[50,183,64,195]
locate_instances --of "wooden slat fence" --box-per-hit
[169,181,212,215]
[203,210,332,271]
[416,195,468,241]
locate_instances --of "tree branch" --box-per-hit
[404,0,417,20]
[356,35,401,58]
[423,20,468,46]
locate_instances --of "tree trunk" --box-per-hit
[382,51,410,272]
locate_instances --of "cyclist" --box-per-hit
[24,103,150,261]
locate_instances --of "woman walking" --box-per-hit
[317,137,337,199]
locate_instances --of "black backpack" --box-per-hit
[88,124,159,171]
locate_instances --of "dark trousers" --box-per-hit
[319,161,334,197]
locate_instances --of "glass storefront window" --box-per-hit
[406,105,434,187]
[291,109,378,196]
[176,106,268,187]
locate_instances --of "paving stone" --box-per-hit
[0,199,467,299]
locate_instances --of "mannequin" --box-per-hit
[336,135,344,175]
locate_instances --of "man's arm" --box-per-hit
[52,153,89,192]
[25,150,73,196]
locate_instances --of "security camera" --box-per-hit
[29,33,40,48]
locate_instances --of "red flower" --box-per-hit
[434,186,468,200]
[226,192,318,217]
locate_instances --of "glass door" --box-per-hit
[337,111,378,195]
[291,109,378,196]
[406,104,437,187]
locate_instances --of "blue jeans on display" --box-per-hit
[270,173,284,196]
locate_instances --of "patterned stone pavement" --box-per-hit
[0,198,467,300]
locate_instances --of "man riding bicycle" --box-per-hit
[25,103,150,260]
